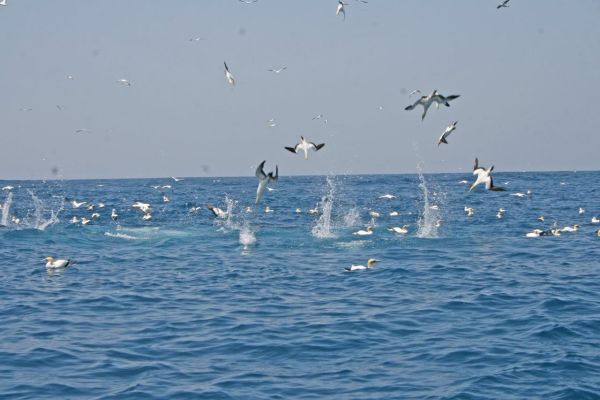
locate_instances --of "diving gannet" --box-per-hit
[437,121,458,146]
[44,256,72,269]
[207,205,227,218]
[285,136,325,160]
[405,90,460,120]
[336,1,347,20]
[469,157,506,192]
[255,160,278,204]
[224,61,235,86]
[345,259,379,272]
[591,216,599,224]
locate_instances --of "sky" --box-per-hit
[1,0,600,180]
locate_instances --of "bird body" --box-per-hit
[224,61,235,86]
[388,225,409,234]
[469,158,505,192]
[345,259,379,272]
[405,90,460,120]
[353,226,373,235]
[437,121,458,146]
[44,256,71,269]
[336,1,347,20]
[255,161,278,204]
[207,205,227,218]
[285,136,325,160]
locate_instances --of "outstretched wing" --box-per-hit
[255,160,267,180]
[285,146,298,154]
[310,142,325,151]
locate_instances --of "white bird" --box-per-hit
[70,216,79,224]
[336,1,348,20]
[379,194,396,199]
[497,0,510,9]
[44,256,72,269]
[437,121,458,146]
[142,213,152,221]
[71,200,87,208]
[224,61,235,86]
[162,185,172,189]
[295,208,302,213]
[171,176,183,182]
[459,180,468,184]
[245,206,253,213]
[238,0,258,3]
[405,90,460,120]
[0,1,7,6]
[285,136,325,160]
[86,204,95,211]
[389,211,399,216]
[511,192,529,198]
[353,226,373,235]
[116,78,132,87]
[496,212,503,219]
[132,202,152,214]
[464,206,475,216]
[308,206,319,215]
[2,186,14,191]
[469,157,505,192]
[264,206,274,213]
[188,36,203,42]
[91,212,100,220]
[596,229,600,237]
[561,224,580,233]
[388,225,409,234]
[345,258,379,272]
[538,215,545,222]
[189,207,201,213]
[592,216,599,224]
[207,205,227,218]
[97,203,105,208]
[579,207,585,215]
[268,67,287,74]
[111,209,118,221]
[81,217,91,225]
[369,210,380,218]
[526,229,543,238]
[255,160,278,204]
[163,195,170,203]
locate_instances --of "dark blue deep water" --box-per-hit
[1,171,600,399]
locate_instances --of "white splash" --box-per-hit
[239,224,256,248]
[416,164,440,238]
[312,176,336,239]
[25,191,62,231]
[1,192,12,226]
[341,207,361,228]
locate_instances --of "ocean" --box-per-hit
[1,171,599,399]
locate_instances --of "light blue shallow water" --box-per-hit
[1,171,599,399]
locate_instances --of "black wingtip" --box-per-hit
[285,147,296,153]
[315,143,325,151]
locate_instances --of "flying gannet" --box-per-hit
[405,90,460,120]
[224,61,235,86]
[469,158,506,192]
[44,256,72,269]
[336,1,348,20]
[497,0,510,9]
[437,121,458,146]
[285,136,325,160]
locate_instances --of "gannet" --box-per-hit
[526,229,543,238]
[86,204,95,211]
[81,217,91,225]
[264,206,274,213]
[389,211,399,216]
[97,203,105,208]
[189,206,201,213]
[224,61,235,86]
[308,206,319,215]
[255,160,278,204]
[70,216,79,224]
[538,215,545,222]
[207,205,227,218]
[162,185,172,189]
[353,226,373,235]
[496,211,503,219]
[345,259,379,272]
[498,208,506,213]
[268,67,287,74]
[142,213,152,221]
[369,211,380,218]
[285,136,325,160]
[171,176,183,182]
[437,121,458,146]
[579,207,585,215]
[117,78,132,86]
[596,229,600,237]
[71,200,87,208]
[44,256,72,269]
[11,216,20,225]
[388,225,409,234]
[560,224,580,233]
[459,180,468,184]
[91,212,100,220]
[111,209,118,221]
[132,202,152,214]
[0,1,7,6]
[469,157,505,192]
[245,206,253,213]
[295,208,302,213]
[2,186,14,191]
[336,1,347,20]
[379,194,396,199]
[464,206,475,216]
[405,90,460,120]
[497,0,510,9]
[592,216,599,224]
[163,195,170,203]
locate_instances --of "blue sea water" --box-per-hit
[1,171,599,399]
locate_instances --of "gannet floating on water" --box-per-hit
[255,160,278,204]
[245,207,253,213]
[405,90,460,120]
[163,195,170,203]
[345,259,379,272]
[437,121,458,146]
[389,211,399,216]
[264,206,274,213]
[207,205,227,218]
[44,256,72,269]
[308,206,319,215]
[379,194,396,199]
[579,207,585,215]
[70,216,79,224]
[224,61,235,86]
[132,202,152,214]
[526,229,543,238]
[388,225,409,234]
[464,206,475,216]
[91,212,100,220]
[81,217,91,225]
[596,229,600,237]
[285,136,325,160]
[295,208,302,213]
[336,1,347,20]
[560,224,580,233]
[369,210,380,218]
[142,213,152,221]
[592,216,599,224]
[469,158,505,192]
[497,0,510,9]
[353,226,373,235]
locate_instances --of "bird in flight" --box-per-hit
[405,90,460,120]
[255,161,278,204]
[268,67,287,74]
[497,0,510,9]
[437,121,458,146]
[469,158,506,192]
[285,136,325,160]
[336,1,348,20]
[224,61,235,86]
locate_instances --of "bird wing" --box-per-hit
[255,161,267,180]
[310,142,325,151]
[285,145,298,154]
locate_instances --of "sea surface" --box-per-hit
[1,171,600,399]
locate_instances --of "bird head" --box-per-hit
[43,256,54,262]
[367,259,380,267]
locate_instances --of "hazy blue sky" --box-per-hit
[1,1,600,179]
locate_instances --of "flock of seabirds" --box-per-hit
[1,0,598,271]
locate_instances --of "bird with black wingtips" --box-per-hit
[469,157,506,192]
[224,61,235,86]
[44,256,72,269]
[405,90,460,120]
[437,121,458,146]
[285,136,325,160]
[255,161,278,204]
[336,1,348,20]
[497,0,510,9]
